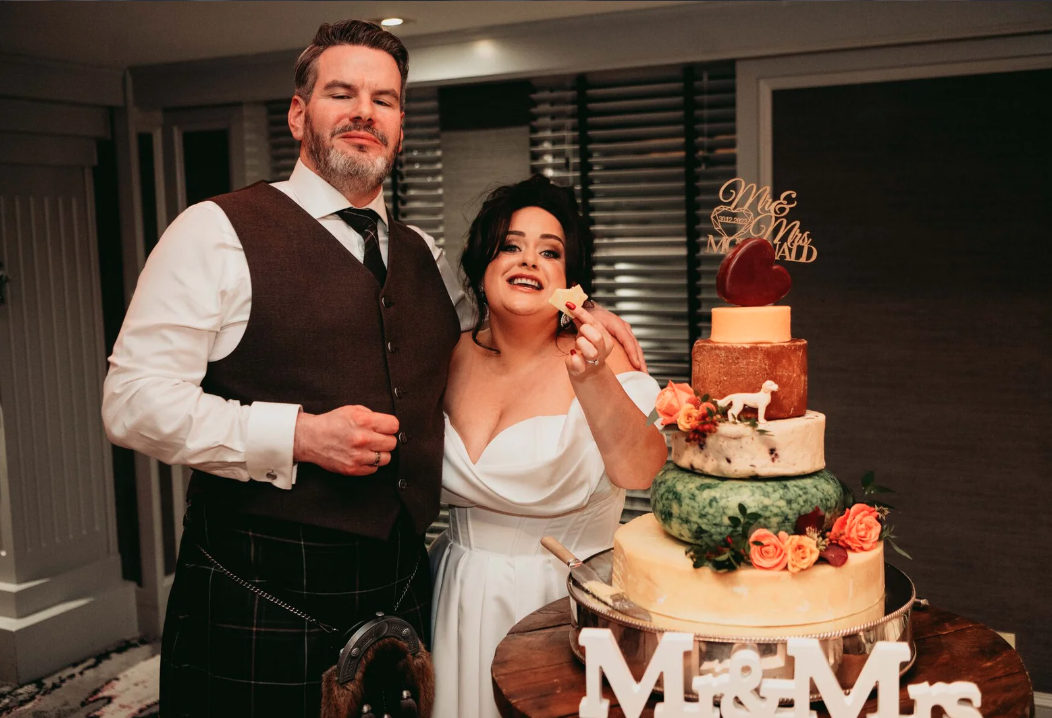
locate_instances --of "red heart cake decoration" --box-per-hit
[716,237,792,307]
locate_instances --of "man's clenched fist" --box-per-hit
[293,405,399,476]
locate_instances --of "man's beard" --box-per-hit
[303,111,397,197]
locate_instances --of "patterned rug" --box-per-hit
[0,640,159,717]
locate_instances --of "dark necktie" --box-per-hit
[337,207,387,286]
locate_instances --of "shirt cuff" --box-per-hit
[246,401,301,490]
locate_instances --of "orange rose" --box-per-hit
[698,401,718,420]
[749,528,789,571]
[654,381,695,426]
[785,535,820,573]
[830,504,882,552]
[677,406,702,432]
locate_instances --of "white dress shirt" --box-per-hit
[102,160,472,490]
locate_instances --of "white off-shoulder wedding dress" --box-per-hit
[429,371,661,718]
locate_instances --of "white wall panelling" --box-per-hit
[0,156,137,683]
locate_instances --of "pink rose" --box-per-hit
[785,535,820,573]
[830,504,882,552]
[749,528,789,571]
[654,381,695,426]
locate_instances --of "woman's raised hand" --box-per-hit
[563,301,614,379]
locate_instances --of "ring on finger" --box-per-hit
[372,451,381,467]
[585,358,599,366]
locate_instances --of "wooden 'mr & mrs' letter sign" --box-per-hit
[578,629,982,718]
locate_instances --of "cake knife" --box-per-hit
[541,536,652,622]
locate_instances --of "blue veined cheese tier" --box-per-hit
[650,464,851,544]
[670,411,825,478]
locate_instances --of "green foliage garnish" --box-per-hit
[684,503,762,573]
[861,471,894,496]
[880,522,912,560]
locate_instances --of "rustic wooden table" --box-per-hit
[492,598,1034,718]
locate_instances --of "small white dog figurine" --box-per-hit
[720,380,779,424]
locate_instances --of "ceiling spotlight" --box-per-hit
[381,18,404,27]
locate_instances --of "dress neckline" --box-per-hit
[443,371,650,466]
[445,414,567,466]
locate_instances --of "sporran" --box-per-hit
[190,518,434,718]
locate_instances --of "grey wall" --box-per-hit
[773,68,1052,691]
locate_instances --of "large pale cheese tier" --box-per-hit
[611,302,886,633]
[611,514,885,635]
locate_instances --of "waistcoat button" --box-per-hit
[394,387,405,399]
[398,478,408,490]
[381,296,393,308]
[387,341,399,353]
[398,431,408,444]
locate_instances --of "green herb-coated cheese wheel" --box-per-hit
[650,463,851,544]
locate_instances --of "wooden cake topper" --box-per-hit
[706,178,817,263]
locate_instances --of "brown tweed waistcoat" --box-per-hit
[187,181,460,539]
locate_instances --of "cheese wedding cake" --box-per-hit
[611,237,896,636]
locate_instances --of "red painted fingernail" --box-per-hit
[565,302,576,310]
[571,349,577,355]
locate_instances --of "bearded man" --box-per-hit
[102,20,644,717]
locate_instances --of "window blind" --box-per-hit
[583,70,692,388]
[389,86,445,243]
[530,64,737,522]
[692,65,738,338]
[266,100,298,182]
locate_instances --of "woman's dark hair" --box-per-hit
[460,174,595,351]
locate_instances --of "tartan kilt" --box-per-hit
[159,500,431,718]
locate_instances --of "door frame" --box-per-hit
[162,104,250,217]
[736,33,1052,187]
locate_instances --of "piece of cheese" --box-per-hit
[670,410,825,478]
[710,306,791,343]
[692,338,808,420]
[548,285,589,317]
[650,462,848,541]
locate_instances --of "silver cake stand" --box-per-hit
[567,549,918,702]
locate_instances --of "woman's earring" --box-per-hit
[559,312,573,329]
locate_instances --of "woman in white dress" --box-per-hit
[430,176,668,718]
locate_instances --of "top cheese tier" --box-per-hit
[710,305,791,344]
